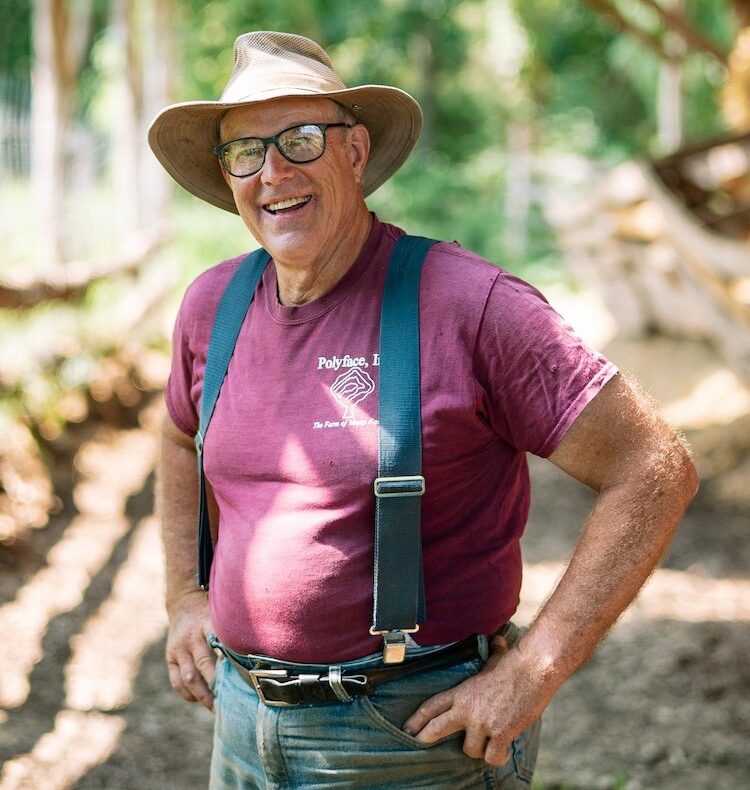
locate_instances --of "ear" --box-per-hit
[348,124,370,184]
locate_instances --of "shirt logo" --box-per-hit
[330,368,375,419]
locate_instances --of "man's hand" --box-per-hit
[165,590,217,711]
[403,634,551,766]
[159,413,218,711]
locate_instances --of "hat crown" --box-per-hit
[221,31,346,102]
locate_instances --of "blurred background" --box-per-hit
[1,1,749,788]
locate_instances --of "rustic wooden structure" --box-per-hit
[545,132,750,384]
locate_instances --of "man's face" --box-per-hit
[219,97,370,267]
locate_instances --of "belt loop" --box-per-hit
[478,634,489,662]
[327,665,352,702]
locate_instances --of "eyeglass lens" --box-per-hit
[221,124,328,177]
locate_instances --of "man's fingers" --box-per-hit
[195,646,218,688]
[167,660,198,704]
[402,689,454,736]
[461,727,489,759]
[174,652,215,711]
[411,709,464,744]
[483,737,512,767]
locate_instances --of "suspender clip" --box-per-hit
[370,627,420,664]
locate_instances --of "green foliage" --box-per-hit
[1,0,741,282]
[516,0,731,158]
[170,192,257,288]
[0,0,31,75]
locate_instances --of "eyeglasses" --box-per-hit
[214,122,352,177]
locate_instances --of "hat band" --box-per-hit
[221,70,347,103]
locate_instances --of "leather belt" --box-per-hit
[223,635,482,707]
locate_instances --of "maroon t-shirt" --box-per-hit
[166,216,617,662]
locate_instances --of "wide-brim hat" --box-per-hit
[148,31,423,213]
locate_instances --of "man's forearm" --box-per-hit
[157,416,201,611]
[520,435,698,693]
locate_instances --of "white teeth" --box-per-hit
[266,196,311,212]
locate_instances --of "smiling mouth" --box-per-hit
[264,196,312,214]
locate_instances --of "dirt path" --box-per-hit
[1,333,748,789]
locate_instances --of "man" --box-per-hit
[150,31,698,789]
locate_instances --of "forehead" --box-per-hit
[219,96,341,140]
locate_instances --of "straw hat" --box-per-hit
[148,31,423,213]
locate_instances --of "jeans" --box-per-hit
[209,626,541,789]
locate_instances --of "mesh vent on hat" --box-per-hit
[226,31,338,96]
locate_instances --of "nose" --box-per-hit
[260,143,295,185]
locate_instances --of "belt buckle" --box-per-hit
[247,668,296,707]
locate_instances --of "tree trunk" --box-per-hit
[411,23,435,153]
[110,0,142,237]
[657,1,686,153]
[30,0,71,265]
[504,120,532,259]
[139,0,175,227]
[732,0,750,28]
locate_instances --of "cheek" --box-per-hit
[321,163,360,208]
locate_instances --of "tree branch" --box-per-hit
[639,0,728,63]
[582,0,681,63]
[0,230,167,309]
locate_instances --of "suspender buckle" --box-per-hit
[369,627,420,664]
[373,475,425,498]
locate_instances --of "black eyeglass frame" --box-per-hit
[213,122,353,178]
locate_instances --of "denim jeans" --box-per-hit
[209,626,541,789]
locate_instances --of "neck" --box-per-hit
[274,210,373,306]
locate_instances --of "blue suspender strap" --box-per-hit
[370,234,436,663]
[195,248,271,590]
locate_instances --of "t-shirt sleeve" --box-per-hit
[164,258,244,437]
[474,272,618,457]
[165,296,200,437]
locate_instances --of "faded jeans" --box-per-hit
[209,625,541,789]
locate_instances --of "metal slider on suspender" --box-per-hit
[368,626,421,665]
[373,475,426,498]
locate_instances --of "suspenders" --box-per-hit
[195,235,436,663]
[195,247,271,593]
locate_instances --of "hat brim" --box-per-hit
[148,86,422,213]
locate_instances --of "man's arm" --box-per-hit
[158,412,217,711]
[403,373,699,764]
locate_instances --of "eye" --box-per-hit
[279,125,325,159]
[234,140,263,158]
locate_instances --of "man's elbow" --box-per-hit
[676,442,700,506]
[652,431,700,515]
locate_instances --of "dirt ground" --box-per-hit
[1,327,749,789]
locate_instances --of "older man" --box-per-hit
[150,31,697,789]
